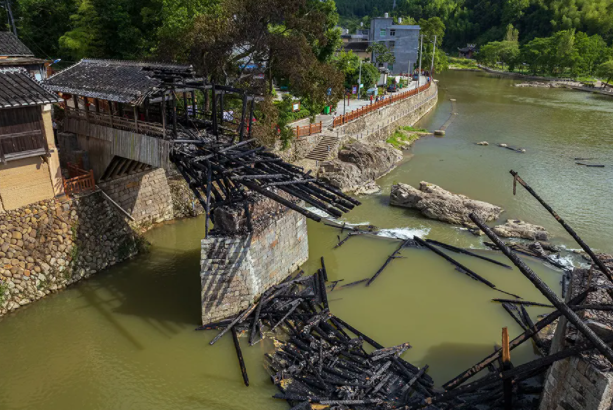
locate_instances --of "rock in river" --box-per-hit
[390,182,504,226]
[493,219,549,241]
[319,142,403,193]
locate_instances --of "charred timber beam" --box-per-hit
[414,236,521,299]
[443,288,590,390]
[510,170,613,283]
[366,238,412,286]
[231,327,250,386]
[470,212,613,366]
[492,299,554,308]
[240,182,322,222]
[426,239,512,269]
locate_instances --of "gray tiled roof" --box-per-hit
[44,59,195,104]
[0,32,34,57]
[0,68,60,108]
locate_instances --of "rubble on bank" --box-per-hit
[493,219,549,241]
[318,142,403,193]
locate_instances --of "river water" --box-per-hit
[1,71,612,410]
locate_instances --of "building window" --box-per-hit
[390,29,396,37]
[389,64,394,71]
[379,62,384,68]
[380,29,386,37]
[389,41,395,50]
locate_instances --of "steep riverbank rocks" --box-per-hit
[0,194,145,317]
[493,219,549,241]
[390,182,504,226]
[318,142,403,193]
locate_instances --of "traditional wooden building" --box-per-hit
[458,44,477,59]
[0,67,63,210]
[45,59,201,181]
[0,32,48,79]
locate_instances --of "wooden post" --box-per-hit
[72,95,79,111]
[172,88,178,139]
[94,99,100,113]
[191,91,197,120]
[133,106,139,132]
[183,91,189,122]
[239,93,248,142]
[161,91,167,139]
[502,327,512,410]
[118,103,124,117]
[248,97,255,140]
[144,97,150,122]
[231,328,250,387]
[211,84,218,141]
[219,91,224,127]
[109,101,114,128]
[205,161,212,238]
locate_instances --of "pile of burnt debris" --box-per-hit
[197,171,613,410]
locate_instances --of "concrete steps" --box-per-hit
[306,135,340,161]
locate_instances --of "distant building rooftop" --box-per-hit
[45,59,195,104]
[0,32,34,57]
[0,67,60,109]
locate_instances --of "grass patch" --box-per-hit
[0,281,6,305]
[386,129,421,149]
[448,57,479,70]
[401,125,428,133]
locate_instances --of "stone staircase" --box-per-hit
[306,135,340,161]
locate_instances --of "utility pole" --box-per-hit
[5,0,17,36]
[358,59,363,100]
[430,35,438,77]
[418,34,423,92]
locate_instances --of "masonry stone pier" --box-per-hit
[199,194,309,324]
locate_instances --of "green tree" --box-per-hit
[368,42,396,65]
[575,32,609,75]
[596,60,613,87]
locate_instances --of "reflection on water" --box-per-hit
[0,70,611,409]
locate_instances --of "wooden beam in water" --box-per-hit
[231,327,250,386]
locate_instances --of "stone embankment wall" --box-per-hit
[200,197,308,324]
[0,193,144,317]
[99,168,174,227]
[275,83,438,163]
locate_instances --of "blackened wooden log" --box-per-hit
[510,171,613,284]
[210,301,259,345]
[250,290,268,345]
[399,365,429,399]
[470,212,613,367]
[321,257,328,282]
[270,300,302,332]
[240,181,322,222]
[492,299,554,308]
[519,305,547,354]
[443,288,590,390]
[501,303,528,331]
[415,237,523,299]
[232,327,250,386]
[426,239,512,269]
[195,318,233,331]
[313,271,321,305]
[319,269,329,310]
[341,278,369,288]
[366,238,412,286]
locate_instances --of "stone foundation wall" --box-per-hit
[200,208,308,324]
[0,193,143,317]
[539,266,613,410]
[98,168,174,227]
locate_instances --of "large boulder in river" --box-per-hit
[493,219,549,241]
[390,182,503,226]
[319,142,403,192]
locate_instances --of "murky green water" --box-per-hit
[1,71,612,409]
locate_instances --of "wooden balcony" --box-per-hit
[0,130,49,163]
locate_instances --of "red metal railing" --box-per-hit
[333,81,432,128]
[64,163,95,197]
[293,121,323,138]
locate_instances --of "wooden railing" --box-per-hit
[293,121,323,138]
[63,163,95,197]
[333,81,433,128]
[65,107,166,137]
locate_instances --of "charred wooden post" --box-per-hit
[232,327,250,386]
[470,212,613,366]
[366,238,411,286]
[501,327,513,410]
[320,257,328,282]
[443,289,591,390]
[426,239,512,269]
[510,170,613,283]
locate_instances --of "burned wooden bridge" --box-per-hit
[45,59,360,232]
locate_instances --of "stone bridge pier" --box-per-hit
[199,194,309,324]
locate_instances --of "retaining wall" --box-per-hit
[0,193,143,317]
[98,168,174,227]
